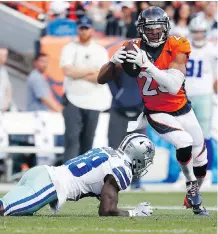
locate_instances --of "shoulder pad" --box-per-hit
[168,36,191,60]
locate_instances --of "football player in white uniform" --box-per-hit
[0,133,155,217]
[184,17,217,208]
[186,17,217,139]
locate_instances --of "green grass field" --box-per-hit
[0,192,216,234]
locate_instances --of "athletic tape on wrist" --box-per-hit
[128,210,136,217]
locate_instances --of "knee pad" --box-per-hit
[193,164,208,178]
[176,146,192,164]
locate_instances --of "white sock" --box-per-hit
[179,156,196,182]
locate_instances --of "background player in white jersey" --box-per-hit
[184,17,217,207]
[186,17,217,139]
[0,133,154,217]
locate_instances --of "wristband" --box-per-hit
[110,56,117,65]
[128,210,136,217]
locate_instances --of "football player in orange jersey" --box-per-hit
[97,6,209,216]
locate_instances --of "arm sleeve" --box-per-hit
[60,44,76,67]
[145,37,189,95]
[30,75,50,99]
[111,166,132,191]
[146,66,185,95]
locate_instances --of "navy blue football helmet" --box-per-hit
[136,7,171,47]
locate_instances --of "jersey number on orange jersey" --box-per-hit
[138,72,168,96]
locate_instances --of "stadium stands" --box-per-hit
[0,1,217,189]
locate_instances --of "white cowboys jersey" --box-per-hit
[45,147,133,211]
[185,42,217,96]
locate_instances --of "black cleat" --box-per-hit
[185,180,209,216]
[192,205,209,216]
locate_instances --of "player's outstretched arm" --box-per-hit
[99,174,129,216]
[98,175,153,217]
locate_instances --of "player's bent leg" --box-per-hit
[177,109,208,189]
[176,110,209,215]
[0,166,57,216]
[147,113,196,182]
[176,145,209,215]
[147,113,209,215]
[176,146,207,214]
[193,144,208,189]
[193,164,208,188]
[176,146,195,181]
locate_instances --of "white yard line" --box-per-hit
[8,227,196,233]
[121,184,217,193]
[121,205,218,211]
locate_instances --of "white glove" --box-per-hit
[128,202,153,217]
[126,44,152,69]
[110,46,127,64]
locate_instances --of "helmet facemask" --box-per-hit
[136,7,171,48]
[189,17,208,48]
[131,150,154,180]
[137,23,168,47]
[118,133,155,181]
[191,30,207,48]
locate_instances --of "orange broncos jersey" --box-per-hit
[123,36,191,112]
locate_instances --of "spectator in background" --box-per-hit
[191,1,208,16]
[196,1,217,36]
[108,71,144,149]
[105,1,137,38]
[0,48,12,112]
[135,1,150,19]
[67,1,86,21]
[171,3,191,37]
[27,53,62,112]
[49,1,70,19]
[87,1,111,32]
[60,16,111,161]
[108,71,145,189]
[164,4,175,26]
[47,1,78,37]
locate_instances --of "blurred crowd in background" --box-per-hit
[2,1,218,39]
[0,1,217,184]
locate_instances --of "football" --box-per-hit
[122,41,141,77]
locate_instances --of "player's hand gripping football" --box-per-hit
[110,46,127,64]
[129,202,153,217]
[126,44,152,69]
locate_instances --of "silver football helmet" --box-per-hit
[189,17,208,47]
[118,133,155,178]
